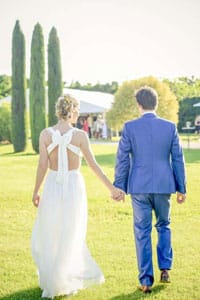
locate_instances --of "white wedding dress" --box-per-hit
[31,127,104,299]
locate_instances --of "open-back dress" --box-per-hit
[31,127,104,298]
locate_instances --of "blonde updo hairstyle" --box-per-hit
[55,94,79,120]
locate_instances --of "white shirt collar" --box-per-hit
[142,110,156,115]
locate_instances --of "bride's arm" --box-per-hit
[32,130,49,207]
[79,131,124,200]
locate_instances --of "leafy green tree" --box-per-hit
[0,103,12,142]
[110,81,119,94]
[48,27,62,126]
[69,81,82,90]
[0,75,12,99]
[11,20,27,152]
[68,81,118,94]
[30,23,46,153]
[178,97,200,132]
[163,77,200,102]
[106,76,178,130]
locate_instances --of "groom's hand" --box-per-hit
[111,187,125,202]
[177,192,186,204]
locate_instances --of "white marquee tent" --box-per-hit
[0,88,114,114]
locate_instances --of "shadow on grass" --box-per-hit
[0,287,41,300]
[0,152,37,157]
[0,287,73,300]
[0,285,166,300]
[109,284,166,300]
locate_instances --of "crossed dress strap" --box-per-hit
[47,127,81,184]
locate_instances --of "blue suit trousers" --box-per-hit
[131,193,173,286]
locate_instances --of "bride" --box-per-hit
[31,94,122,298]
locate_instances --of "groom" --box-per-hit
[113,86,186,293]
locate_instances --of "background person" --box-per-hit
[195,115,200,134]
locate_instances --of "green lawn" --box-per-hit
[0,142,200,300]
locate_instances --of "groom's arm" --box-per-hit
[113,123,131,194]
[171,124,186,194]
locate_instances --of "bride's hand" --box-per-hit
[111,187,125,202]
[32,194,40,207]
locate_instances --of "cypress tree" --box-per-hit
[48,27,62,126]
[30,23,46,153]
[11,20,27,152]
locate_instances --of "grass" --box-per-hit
[0,142,200,300]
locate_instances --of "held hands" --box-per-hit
[32,193,40,207]
[177,192,186,204]
[111,187,125,202]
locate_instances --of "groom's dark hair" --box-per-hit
[135,86,158,110]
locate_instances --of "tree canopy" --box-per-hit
[163,77,200,102]
[0,75,11,99]
[178,97,200,132]
[48,27,62,126]
[0,103,11,142]
[29,23,46,153]
[68,81,118,94]
[106,76,178,129]
[11,20,27,152]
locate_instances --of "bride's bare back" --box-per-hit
[39,125,102,173]
[45,128,82,171]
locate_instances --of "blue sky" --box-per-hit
[1,0,200,84]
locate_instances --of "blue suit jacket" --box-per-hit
[114,113,186,194]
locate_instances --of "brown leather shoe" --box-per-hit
[138,285,152,293]
[160,270,170,283]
